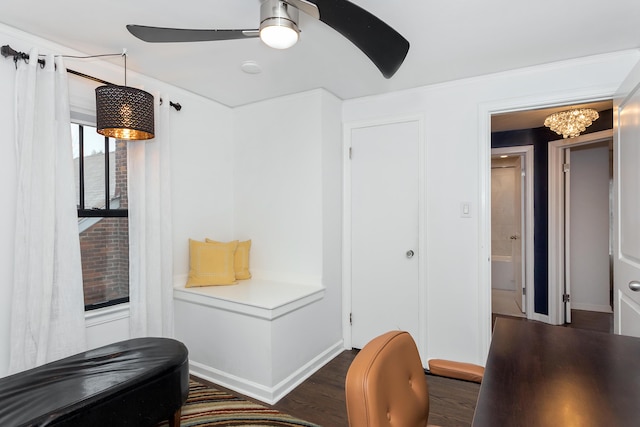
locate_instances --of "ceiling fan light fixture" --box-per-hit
[260,19,299,49]
[259,0,300,49]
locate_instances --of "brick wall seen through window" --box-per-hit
[72,124,129,309]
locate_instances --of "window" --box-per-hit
[72,123,129,310]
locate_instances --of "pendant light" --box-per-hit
[96,51,154,140]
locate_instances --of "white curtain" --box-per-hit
[10,49,87,373]
[128,95,174,338]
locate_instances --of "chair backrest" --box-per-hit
[345,331,429,427]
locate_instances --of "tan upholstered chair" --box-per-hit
[345,331,431,427]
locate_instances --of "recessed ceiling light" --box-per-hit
[241,60,262,74]
[499,155,508,158]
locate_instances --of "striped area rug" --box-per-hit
[158,380,321,427]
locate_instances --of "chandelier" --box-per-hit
[544,108,599,139]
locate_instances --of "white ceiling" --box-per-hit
[1,0,640,111]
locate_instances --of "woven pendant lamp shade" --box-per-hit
[96,85,155,140]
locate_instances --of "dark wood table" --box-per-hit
[472,317,640,427]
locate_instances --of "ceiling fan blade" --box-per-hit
[127,25,259,43]
[307,0,409,78]
[285,0,320,19]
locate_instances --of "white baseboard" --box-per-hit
[189,339,345,405]
[572,303,612,313]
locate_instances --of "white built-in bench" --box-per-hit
[172,275,340,404]
[173,278,325,320]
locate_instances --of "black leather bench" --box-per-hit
[0,337,189,427]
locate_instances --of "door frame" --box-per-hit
[342,114,427,361]
[491,145,535,318]
[478,87,616,359]
[548,129,614,324]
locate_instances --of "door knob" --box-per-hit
[510,235,519,240]
[406,250,415,259]
[629,281,640,292]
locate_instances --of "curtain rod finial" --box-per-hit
[1,45,13,58]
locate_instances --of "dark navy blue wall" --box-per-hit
[490,109,612,316]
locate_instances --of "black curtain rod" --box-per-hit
[1,44,182,111]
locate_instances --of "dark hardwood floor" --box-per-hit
[493,309,613,334]
[565,309,613,333]
[196,349,480,426]
[196,309,612,427]
[271,351,480,427]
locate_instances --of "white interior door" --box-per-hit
[549,131,613,325]
[614,64,640,337]
[515,155,525,312]
[350,120,420,349]
[564,149,572,323]
[568,143,612,314]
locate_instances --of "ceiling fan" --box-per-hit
[127,0,410,79]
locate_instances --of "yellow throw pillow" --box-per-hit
[206,238,252,280]
[186,239,238,287]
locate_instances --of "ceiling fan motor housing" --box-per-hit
[260,0,300,36]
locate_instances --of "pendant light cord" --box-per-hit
[123,50,127,86]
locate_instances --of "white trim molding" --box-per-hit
[85,302,130,327]
[189,339,344,405]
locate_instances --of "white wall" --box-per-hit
[233,88,344,356]
[320,90,344,348]
[570,142,611,312]
[169,91,235,278]
[343,50,640,364]
[233,91,323,281]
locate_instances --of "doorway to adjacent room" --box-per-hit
[490,146,533,318]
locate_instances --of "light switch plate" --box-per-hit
[461,202,471,218]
